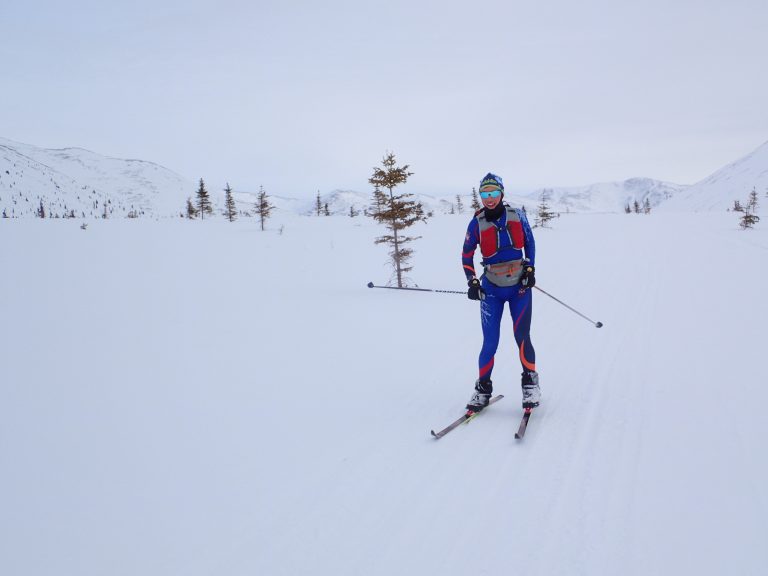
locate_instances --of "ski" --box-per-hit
[515,407,534,439]
[431,395,504,439]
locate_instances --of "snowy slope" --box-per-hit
[660,140,768,212]
[0,137,193,218]
[1,136,696,218]
[1,211,766,576]
[514,177,687,214]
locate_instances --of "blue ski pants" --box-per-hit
[478,279,536,381]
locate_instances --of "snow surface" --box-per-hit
[661,140,768,212]
[0,136,698,218]
[1,211,767,575]
[0,136,192,218]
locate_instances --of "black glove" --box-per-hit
[467,278,485,301]
[520,264,536,289]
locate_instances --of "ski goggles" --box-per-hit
[479,189,502,199]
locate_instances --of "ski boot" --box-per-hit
[466,378,493,413]
[521,371,541,408]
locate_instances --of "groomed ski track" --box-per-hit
[1,212,766,575]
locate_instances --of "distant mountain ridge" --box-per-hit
[0,137,192,218]
[2,136,767,218]
[658,140,768,212]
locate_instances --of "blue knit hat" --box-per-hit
[479,172,504,192]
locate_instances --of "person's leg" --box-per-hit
[478,288,505,381]
[509,288,535,372]
[509,288,540,407]
[467,286,505,411]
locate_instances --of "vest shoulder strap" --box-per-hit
[476,204,518,224]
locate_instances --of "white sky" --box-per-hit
[2,0,767,197]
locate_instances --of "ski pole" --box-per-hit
[368,281,604,328]
[367,282,465,295]
[533,286,603,328]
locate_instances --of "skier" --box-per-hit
[462,173,540,412]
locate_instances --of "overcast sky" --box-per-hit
[2,0,767,197]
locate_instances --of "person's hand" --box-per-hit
[520,264,536,289]
[467,278,485,301]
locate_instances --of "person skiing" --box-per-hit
[462,172,540,412]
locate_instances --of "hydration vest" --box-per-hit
[475,205,527,287]
[476,204,525,259]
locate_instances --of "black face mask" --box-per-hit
[483,201,504,221]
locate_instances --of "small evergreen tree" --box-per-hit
[643,198,651,215]
[315,191,322,216]
[455,194,464,214]
[255,185,274,231]
[186,198,199,219]
[2,208,7,218]
[36,199,46,218]
[223,183,237,222]
[733,199,744,213]
[748,188,759,212]
[349,205,359,218]
[470,187,481,211]
[324,202,330,216]
[740,205,760,229]
[534,189,556,228]
[625,203,632,214]
[633,200,641,214]
[195,178,213,219]
[367,151,425,287]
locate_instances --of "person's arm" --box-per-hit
[518,209,535,266]
[462,218,479,281]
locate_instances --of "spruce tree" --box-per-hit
[195,178,213,219]
[224,183,237,222]
[255,185,274,231]
[470,187,481,211]
[643,198,651,215]
[316,191,322,216]
[455,194,464,214]
[633,200,641,214]
[740,205,760,229]
[367,151,425,288]
[186,198,199,219]
[748,188,759,212]
[534,189,556,228]
[36,199,46,218]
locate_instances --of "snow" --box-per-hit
[1,210,767,575]
[661,140,768,212]
[4,136,768,218]
[0,136,192,218]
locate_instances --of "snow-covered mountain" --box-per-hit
[511,177,687,214]
[234,188,461,217]
[2,136,767,217]
[0,137,192,218]
[659,140,768,212]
